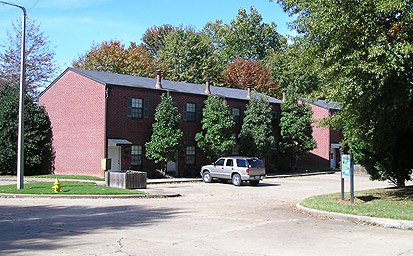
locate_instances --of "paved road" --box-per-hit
[0,173,412,256]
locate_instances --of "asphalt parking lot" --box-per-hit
[0,173,412,256]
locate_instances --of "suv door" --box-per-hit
[212,158,226,178]
[222,158,234,179]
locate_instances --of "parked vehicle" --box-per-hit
[200,156,266,186]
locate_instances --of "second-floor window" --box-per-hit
[127,98,149,118]
[183,103,201,122]
[185,103,196,121]
[231,107,241,124]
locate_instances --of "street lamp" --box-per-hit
[0,1,26,189]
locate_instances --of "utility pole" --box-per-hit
[0,1,27,189]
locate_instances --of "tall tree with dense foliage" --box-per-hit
[72,40,154,77]
[156,27,220,84]
[145,92,183,173]
[142,24,176,59]
[195,95,236,160]
[0,84,53,175]
[268,44,322,96]
[278,93,316,170]
[204,6,285,62]
[238,93,275,158]
[277,0,413,186]
[223,57,278,95]
[0,19,57,97]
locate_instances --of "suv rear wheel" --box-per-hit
[232,173,242,186]
[202,171,212,183]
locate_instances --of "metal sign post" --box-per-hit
[341,154,354,203]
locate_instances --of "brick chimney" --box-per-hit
[247,84,252,100]
[155,70,162,89]
[205,77,211,95]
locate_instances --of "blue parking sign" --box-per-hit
[341,154,352,178]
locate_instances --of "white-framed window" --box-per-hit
[186,146,195,165]
[231,107,241,124]
[184,103,196,121]
[127,98,149,118]
[131,145,142,166]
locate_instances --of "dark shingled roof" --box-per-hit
[65,68,282,104]
[300,97,342,110]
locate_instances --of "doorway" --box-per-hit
[108,146,121,171]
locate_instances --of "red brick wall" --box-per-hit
[38,70,106,177]
[298,104,331,168]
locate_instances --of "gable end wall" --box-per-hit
[38,70,106,177]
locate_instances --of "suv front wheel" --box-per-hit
[202,171,212,183]
[232,173,242,186]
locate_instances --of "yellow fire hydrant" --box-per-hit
[52,178,61,192]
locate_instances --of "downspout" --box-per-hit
[104,86,109,159]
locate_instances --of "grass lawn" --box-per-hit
[0,181,144,195]
[301,186,413,221]
[30,174,105,181]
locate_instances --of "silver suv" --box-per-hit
[200,156,266,186]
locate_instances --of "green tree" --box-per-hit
[156,27,220,84]
[0,84,53,175]
[238,93,275,158]
[145,92,183,173]
[195,95,236,160]
[142,24,176,59]
[72,40,154,77]
[277,0,413,187]
[267,44,322,97]
[0,19,57,97]
[278,93,316,170]
[204,6,285,62]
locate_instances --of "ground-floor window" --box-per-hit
[131,145,142,166]
[186,146,195,165]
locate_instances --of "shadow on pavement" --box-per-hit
[0,204,180,254]
[255,183,280,187]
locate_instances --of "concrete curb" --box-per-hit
[0,193,181,199]
[296,202,413,230]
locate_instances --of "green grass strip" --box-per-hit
[0,181,144,195]
[30,174,105,181]
[301,187,413,221]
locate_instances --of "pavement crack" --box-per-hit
[397,248,413,256]
[115,237,132,256]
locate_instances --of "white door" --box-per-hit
[330,148,337,169]
[108,146,121,171]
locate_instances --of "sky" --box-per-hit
[0,0,295,74]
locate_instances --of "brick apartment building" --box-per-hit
[38,68,283,177]
[39,68,343,177]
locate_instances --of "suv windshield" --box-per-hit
[247,159,264,168]
[215,159,225,166]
